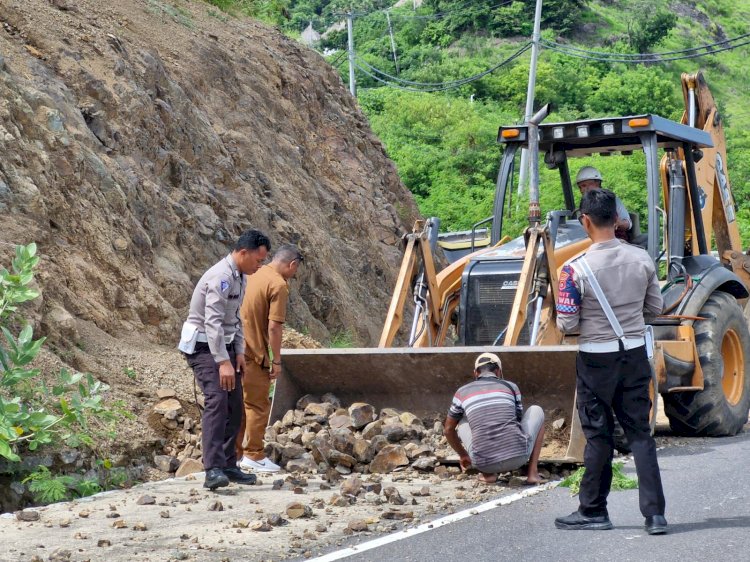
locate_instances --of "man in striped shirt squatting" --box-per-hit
[444,353,546,484]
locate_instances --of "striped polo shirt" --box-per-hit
[448,375,527,468]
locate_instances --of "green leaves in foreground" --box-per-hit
[0,243,117,462]
[560,462,639,495]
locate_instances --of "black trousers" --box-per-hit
[186,342,242,471]
[576,345,665,518]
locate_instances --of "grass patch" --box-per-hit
[328,329,356,348]
[207,7,230,22]
[560,462,638,495]
[147,0,194,29]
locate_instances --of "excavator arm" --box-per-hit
[680,72,750,290]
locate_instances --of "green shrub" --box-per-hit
[0,243,116,462]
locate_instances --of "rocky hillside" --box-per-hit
[0,0,419,357]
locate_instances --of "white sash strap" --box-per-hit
[578,257,626,345]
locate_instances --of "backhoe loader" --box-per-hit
[275,72,750,461]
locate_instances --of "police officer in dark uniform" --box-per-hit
[178,229,270,490]
[554,189,667,534]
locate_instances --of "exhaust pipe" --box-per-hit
[527,104,552,225]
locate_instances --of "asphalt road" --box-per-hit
[312,431,750,562]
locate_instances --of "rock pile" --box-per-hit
[262,394,451,477]
[149,388,204,477]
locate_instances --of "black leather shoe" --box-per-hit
[555,510,613,530]
[203,468,230,490]
[645,515,668,535]
[224,467,257,485]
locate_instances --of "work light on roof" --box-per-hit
[577,125,589,137]
[553,127,564,139]
[602,122,615,135]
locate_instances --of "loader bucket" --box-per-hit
[274,346,584,462]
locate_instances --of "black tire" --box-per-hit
[664,291,750,436]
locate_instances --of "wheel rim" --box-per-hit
[721,328,744,406]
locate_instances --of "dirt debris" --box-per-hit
[0,467,568,561]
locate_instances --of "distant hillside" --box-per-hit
[273,0,750,241]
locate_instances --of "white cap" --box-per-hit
[576,166,603,184]
[475,352,502,370]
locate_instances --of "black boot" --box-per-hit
[203,468,230,490]
[224,467,257,485]
[555,510,613,530]
[645,515,668,535]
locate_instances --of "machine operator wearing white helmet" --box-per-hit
[576,166,632,239]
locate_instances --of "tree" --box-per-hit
[624,0,677,53]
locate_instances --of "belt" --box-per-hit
[195,332,234,344]
[579,337,645,353]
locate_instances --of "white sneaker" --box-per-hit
[239,456,281,473]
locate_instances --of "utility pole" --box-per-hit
[347,12,357,97]
[517,0,543,195]
[386,10,400,74]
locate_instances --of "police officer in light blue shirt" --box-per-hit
[179,229,270,490]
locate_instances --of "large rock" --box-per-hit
[310,436,335,465]
[281,444,306,466]
[286,455,318,473]
[156,388,177,400]
[153,399,182,417]
[370,435,389,453]
[381,423,407,443]
[340,476,362,497]
[369,444,409,474]
[304,402,335,417]
[353,439,375,464]
[175,458,204,477]
[42,305,80,345]
[287,426,304,445]
[301,431,317,448]
[329,450,357,468]
[404,443,433,460]
[281,410,297,428]
[286,502,313,519]
[399,412,424,428]
[361,420,383,440]
[330,428,356,456]
[264,442,284,465]
[348,403,376,429]
[329,414,355,430]
[383,486,406,505]
[379,408,401,420]
[411,456,439,471]
[153,455,179,473]
[296,394,320,410]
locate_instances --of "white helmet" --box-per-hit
[576,166,602,184]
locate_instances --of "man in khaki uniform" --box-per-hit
[237,244,303,472]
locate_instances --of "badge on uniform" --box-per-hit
[220,279,230,293]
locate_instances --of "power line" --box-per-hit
[543,32,750,58]
[386,0,517,20]
[353,42,532,92]
[541,34,750,63]
[334,0,517,21]
[328,51,348,68]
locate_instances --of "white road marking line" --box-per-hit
[308,481,560,561]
